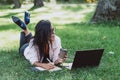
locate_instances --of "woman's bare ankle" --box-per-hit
[23,28,31,36]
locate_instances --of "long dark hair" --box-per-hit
[33,20,52,59]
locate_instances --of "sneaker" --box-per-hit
[24,11,30,25]
[12,16,26,30]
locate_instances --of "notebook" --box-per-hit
[63,48,104,70]
[31,66,62,72]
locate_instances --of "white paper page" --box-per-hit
[35,66,61,72]
[49,66,62,72]
[35,67,46,71]
[62,63,73,70]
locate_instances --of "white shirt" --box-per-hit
[24,35,62,65]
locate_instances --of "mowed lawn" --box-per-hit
[0,3,120,80]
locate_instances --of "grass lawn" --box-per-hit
[0,3,120,80]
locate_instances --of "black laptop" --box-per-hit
[64,48,104,70]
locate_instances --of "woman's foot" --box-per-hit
[24,11,30,25]
[12,16,27,30]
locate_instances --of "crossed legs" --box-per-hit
[12,11,32,55]
[19,29,32,55]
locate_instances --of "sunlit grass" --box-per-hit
[0,3,120,80]
[0,3,96,24]
[0,30,19,50]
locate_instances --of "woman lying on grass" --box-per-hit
[12,11,67,70]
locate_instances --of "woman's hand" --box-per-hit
[54,55,67,64]
[34,62,55,70]
[63,54,67,62]
[40,63,55,70]
[54,58,63,65]
[54,55,67,65]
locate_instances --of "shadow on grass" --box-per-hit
[0,24,17,31]
[58,20,120,28]
[28,6,41,11]
[0,23,35,31]
[0,5,13,10]
[61,4,95,12]
[54,22,88,27]
[61,5,84,12]
[0,21,119,32]
[0,12,23,18]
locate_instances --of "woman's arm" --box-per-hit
[52,36,67,65]
[33,61,55,70]
[25,48,55,70]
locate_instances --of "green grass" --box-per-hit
[0,3,120,80]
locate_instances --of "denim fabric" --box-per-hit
[19,32,32,55]
[19,43,29,55]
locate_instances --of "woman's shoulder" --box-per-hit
[28,38,34,47]
[53,35,61,44]
[30,38,34,42]
[52,35,61,48]
[55,35,61,41]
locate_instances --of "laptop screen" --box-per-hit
[71,49,104,69]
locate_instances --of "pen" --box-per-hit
[47,58,52,63]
